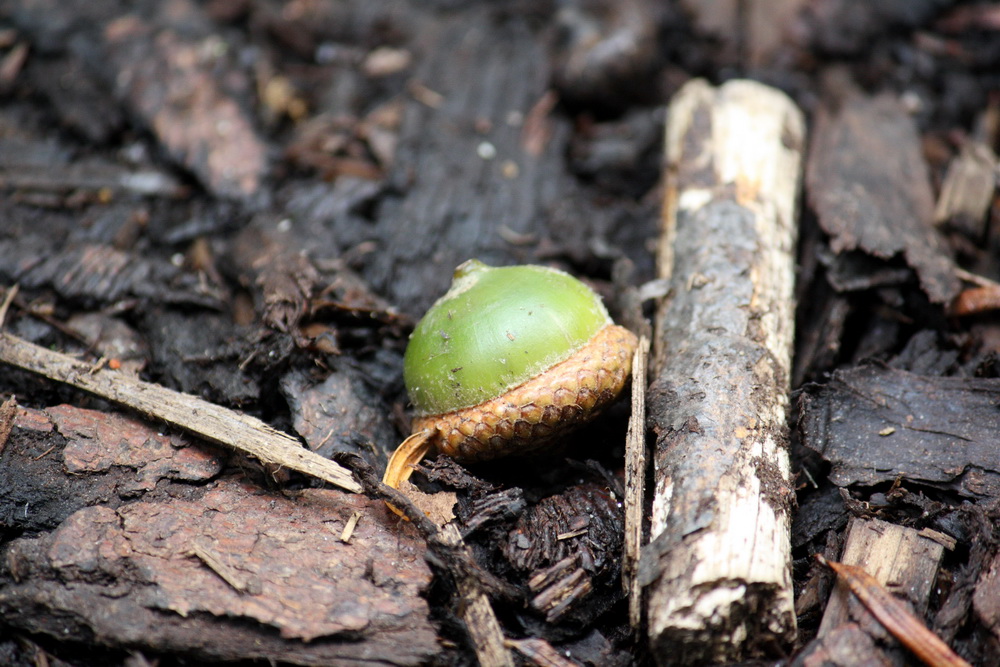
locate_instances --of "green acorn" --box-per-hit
[384,260,637,488]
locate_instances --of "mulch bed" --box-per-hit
[1,1,999,665]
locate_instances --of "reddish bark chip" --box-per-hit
[1,477,439,665]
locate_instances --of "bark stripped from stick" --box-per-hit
[643,79,802,663]
[0,332,361,493]
[624,336,649,629]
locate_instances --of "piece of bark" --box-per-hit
[796,518,949,666]
[102,11,267,200]
[0,404,221,533]
[643,79,802,663]
[0,476,438,665]
[798,363,1000,498]
[806,78,960,304]
[0,332,361,493]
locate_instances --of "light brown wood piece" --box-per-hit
[819,518,946,637]
[933,140,997,237]
[0,332,362,493]
[644,79,803,663]
[623,336,650,629]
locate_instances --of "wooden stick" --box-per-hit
[623,336,649,629]
[0,332,362,493]
[644,79,803,663]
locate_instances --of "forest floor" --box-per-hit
[1,1,1000,665]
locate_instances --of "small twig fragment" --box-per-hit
[0,332,361,493]
[340,511,362,543]
[189,540,262,595]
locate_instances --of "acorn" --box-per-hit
[383,259,638,489]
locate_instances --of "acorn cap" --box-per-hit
[414,322,637,461]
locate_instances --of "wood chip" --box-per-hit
[799,364,1000,498]
[933,140,997,237]
[819,555,972,667]
[339,511,362,543]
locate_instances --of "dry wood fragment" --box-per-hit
[0,332,361,493]
[812,516,968,667]
[807,518,961,667]
[0,284,16,328]
[506,636,578,667]
[189,539,263,595]
[623,336,649,629]
[339,511,362,543]
[818,518,947,632]
[0,395,15,454]
[644,79,803,663]
[933,140,997,237]
[819,558,971,667]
